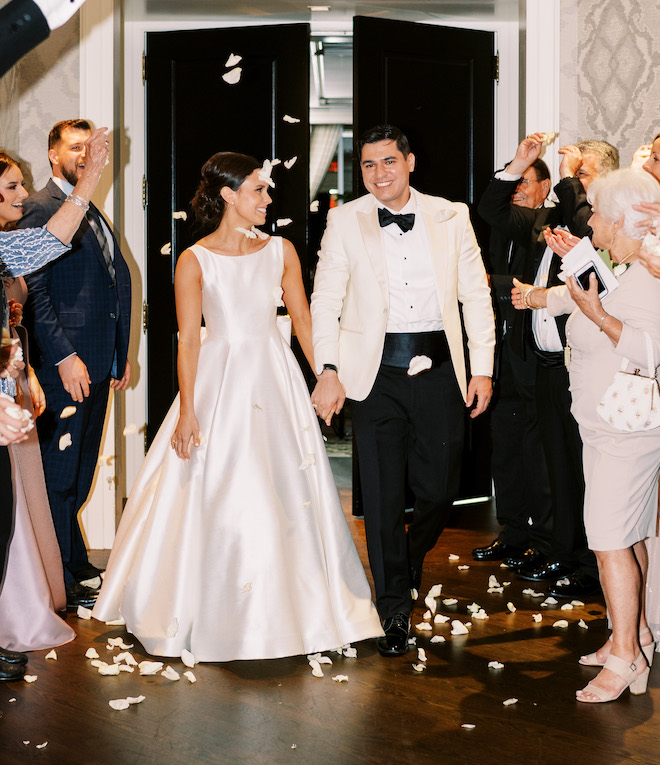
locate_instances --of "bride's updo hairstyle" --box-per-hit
[191,152,261,230]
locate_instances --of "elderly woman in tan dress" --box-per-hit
[512,168,660,703]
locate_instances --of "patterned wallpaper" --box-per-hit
[561,0,660,166]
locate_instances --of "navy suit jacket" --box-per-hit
[19,180,131,384]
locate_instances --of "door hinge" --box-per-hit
[142,300,148,333]
[144,430,148,456]
[142,176,148,209]
[142,51,147,84]
[493,52,499,83]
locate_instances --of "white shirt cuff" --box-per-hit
[495,169,522,181]
[33,0,86,30]
[56,352,76,366]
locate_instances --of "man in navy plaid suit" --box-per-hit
[19,119,132,608]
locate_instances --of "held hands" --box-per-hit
[310,370,346,426]
[543,227,581,258]
[58,354,91,402]
[0,395,32,445]
[506,133,545,175]
[466,375,492,418]
[171,411,200,460]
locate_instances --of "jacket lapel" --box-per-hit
[357,203,389,305]
[419,192,457,314]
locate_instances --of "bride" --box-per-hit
[93,152,382,661]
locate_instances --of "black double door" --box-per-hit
[144,17,495,498]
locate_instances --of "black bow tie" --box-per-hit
[378,207,415,233]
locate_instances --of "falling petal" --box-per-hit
[450,620,469,636]
[271,158,282,166]
[8,698,16,703]
[236,226,257,239]
[541,131,559,145]
[503,698,518,706]
[139,660,164,676]
[241,582,252,593]
[284,156,298,169]
[109,699,130,711]
[571,600,585,607]
[442,598,458,606]
[506,602,516,613]
[60,406,76,419]
[23,741,30,745]
[172,211,188,221]
[160,242,172,256]
[184,670,197,683]
[24,675,37,683]
[127,696,146,705]
[77,605,92,620]
[488,661,504,669]
[560,603,574,611]
[417,648,427,662]
[434,614,450,624]
[532,613,543,623]
[162,666,180,681]
[332,675,349,682]
[298,454,316,470]
[457,565,470,571]
[283,114,301,123]
[276,218,293,228]
[222,67,242,85]
[342,646,357,659]
[461,724,476,729]
[578,619,588,629]
[407,637,417,646]
[225,53,242,67]
[310,200,320,212]
[45,650,57,660]
[166,618,179,637]
[412,663,426,672]
[182,649,196,668]
[424,595,437,615]
[411,588,419,600]
[407,355,432,377]
[257,171,275,188]
[430,635,446,643]
[309,659,324,678]
[415,622,432,632]
[59,433,72,451]
[123,424,139,436]
[552,619,569,629]
[427,584,442,598]
[500,562,510,568]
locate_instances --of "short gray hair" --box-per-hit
[587,168,660,239]
[576,140,619,175]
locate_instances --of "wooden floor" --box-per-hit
[1,457,658,765]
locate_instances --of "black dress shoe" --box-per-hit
[517,560,574,582]
[503,547,546,571]
[74,563,105,582]
[65,581,99,609]
[0,659,25,681]
[472,539,524,562]
[548,572,601,598]
[0,646,28,665]
[377,613,410,657]
[410,568,422,593]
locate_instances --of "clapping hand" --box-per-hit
[543,228,581,258]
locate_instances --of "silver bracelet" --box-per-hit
[598,313,608,332]
[65,193,90,212]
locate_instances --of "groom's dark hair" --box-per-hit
[357,125,411,158]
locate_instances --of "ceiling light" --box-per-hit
[308,5,331,11]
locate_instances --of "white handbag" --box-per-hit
[597,332,660,431]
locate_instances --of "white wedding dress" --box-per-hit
[93,237,382,661]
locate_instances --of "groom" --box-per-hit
[311,125,495,656]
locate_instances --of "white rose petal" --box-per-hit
[503,582,511,587]
[466,602,480,613]
[457,565,470,571]
[643,232,660,257]
[408,637,417,645]
[553,619,569,629]
[36,743,48,749]
[556,577,570,586]
[541,131,559,145]
[522,588,544,597]
[107,637,134,650]
[442,598,458,606]
[310,200,320,212]
[472,609,489,621]
[423,610,432,620]
[487,587,504,594]
[417,648,427,662]
[139,661,164,676]
[184,670,197,683]
[309,659,324,678]
[571,600,585,607]
[488,575,500,588]
[283,114,301,123]
[434,614,450,624]
[342,646,357,659]
[113,652,137,666]
[119,665,135,673]
[273,287,285,307]
[172,210,188,221]
[411,663,426,672]
[499,562,509,568]
[123,424,139,436]
[451,620,469,636]
[532,613,543,623]
[488,661,504,669]
[461,724,475,729]
[560,603,574,611]
[77,605,92,620]
[270,158,281,166]
[411,588,419,601]
[45,650,57,660]
[427,584,442,598]
[424,595,437,615]
[98,663,121,676]
[284,156,298,169]
[222,67,242,85]
[160,242,171,255]
[276,218,293,228]
[407,355,432,377]
[162,666,180,681]
[578,619,588,629]
[127,695,146,705]
[109,699,130,711]
[332,674,349,683]
[541,597,558,607]
[503,697,518,706]
[166,618,178,637]
[225,53,242,67]
[506,602,516,613]
[241,582,252,593]
[8,698,16,703]
[22,741,30,746]
[298,454,316,470]
[60,406,77,419]
[236,226,257,239]
[415,622,432,632]
[430,635,446,644]
[181,649,196,668]
[24,675,38,683]
[59,433,72,451]
[448,554,460,561]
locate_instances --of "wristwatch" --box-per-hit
[323,364,338,373]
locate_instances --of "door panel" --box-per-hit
[144,24,310,443]
[353,16,495,503]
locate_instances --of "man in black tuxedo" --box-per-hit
[472,158,553,567]
[477,134,618,599]
[20,120,132,609]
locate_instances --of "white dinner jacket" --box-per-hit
[311,188,495,402]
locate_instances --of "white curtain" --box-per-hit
[309,124,342,201]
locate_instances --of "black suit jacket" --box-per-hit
[0,0,49,79]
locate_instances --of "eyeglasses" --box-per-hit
[517,178,540,187]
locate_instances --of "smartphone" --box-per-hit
[574,262,607,297]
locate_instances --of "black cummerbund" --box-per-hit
[533,347,565,368]
[381,331,450,368]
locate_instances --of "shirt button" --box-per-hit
[110,312,116,319]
